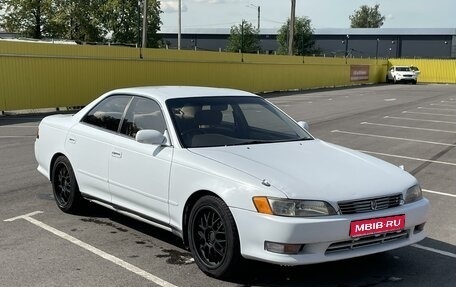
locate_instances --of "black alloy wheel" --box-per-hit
[52,156,83,213]
[188,196,241,278]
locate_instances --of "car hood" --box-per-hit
[189,140,416,202]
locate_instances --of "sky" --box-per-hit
[159,0,456,32]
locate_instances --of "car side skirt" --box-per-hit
[81,193,184,239]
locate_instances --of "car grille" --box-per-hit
[404,74,413,77]
[338,194,402,214]
[326,230,409,254]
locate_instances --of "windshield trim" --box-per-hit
[166,96,314,148]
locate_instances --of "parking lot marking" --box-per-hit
[418,107,456,112]
[431,103,456,107]
[422,189,456,198]
[403,111,456,117]
[360,122,456,134]
[331,130,456,147]
[412,244,456,259]
[4,211,178,287]
[358,150,456,167]
[384,116,456,125]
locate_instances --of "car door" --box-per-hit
[66,95,132,203]
[108,96,173,226]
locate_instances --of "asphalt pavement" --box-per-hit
[1,84,455,287]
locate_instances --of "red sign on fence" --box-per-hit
[350,65,370,81]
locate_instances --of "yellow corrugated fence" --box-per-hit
[388,58,456,84]
[2,41,453,111]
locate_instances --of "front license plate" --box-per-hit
[350,215,405,238]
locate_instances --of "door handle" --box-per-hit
[111,151,122,158]
[68,137,76,144]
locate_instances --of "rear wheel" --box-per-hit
[188,196,241,278]
[52,156,83,213]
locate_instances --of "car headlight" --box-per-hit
[253,197,337,217]
[404,185,423,204]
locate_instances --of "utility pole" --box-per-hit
[178,0,181,50]
[257,6,261,32]
[247,4,261,32]
[137,1,141,47]
[288,0,296,55]
[241,20,244,53]
[142,0,147,48]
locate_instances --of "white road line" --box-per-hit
[431,103,456,107]
[360,122,456,134]
[358,150,456,167]
[331,130,456,147]
[418,107,456,112]
[412,244,456,259]
[423,189,456,198]
[384,116,456,125]
[403,111,456,117]
[4,211,178,287]
[384,98,397,101]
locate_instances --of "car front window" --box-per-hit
[167,96,312,148]
[82,95,132,132]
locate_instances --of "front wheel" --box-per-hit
[51,156,83,213]
[188,196,241,278]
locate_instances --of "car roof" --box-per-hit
[105,86,258,101]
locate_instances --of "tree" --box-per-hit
[349,4,385,28]
[0,0,163,46]
[277,16,319,56]
[0,0,54,39]
[105,0,162,47]
[52,0,107,42]
[226,20,260,53]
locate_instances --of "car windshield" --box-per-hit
[166,96,313,148]
[396,67,411,71]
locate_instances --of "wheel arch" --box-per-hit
[49,153,67,182]
[182,190,224,246]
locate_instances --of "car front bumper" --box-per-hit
[396,75,417,81]
[231,198,429,265]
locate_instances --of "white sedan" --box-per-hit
[35,86,429,278]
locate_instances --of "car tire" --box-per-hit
[412,80,417,85]
[385,76,390,83]
[188,195,241,279]
[51,156,83,213]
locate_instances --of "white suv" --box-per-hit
[386,66,418,84]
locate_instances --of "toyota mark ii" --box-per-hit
[35,86,429,278]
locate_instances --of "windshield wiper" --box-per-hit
[227,140,273,146]
[227,138,313,146]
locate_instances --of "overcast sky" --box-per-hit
[160,0,456,32]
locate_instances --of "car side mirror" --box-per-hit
[136,129,168,146]
[297,121,310,131]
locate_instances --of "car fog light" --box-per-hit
[414,222,426,234]
[265,242,302,254]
